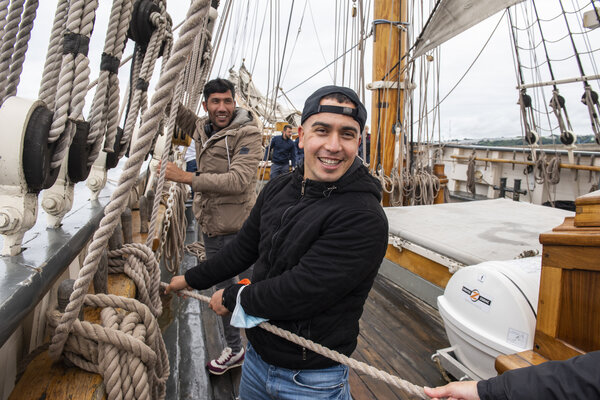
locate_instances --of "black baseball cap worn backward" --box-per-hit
[301,85,367,132]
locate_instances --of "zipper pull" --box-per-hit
[301,179,306,196]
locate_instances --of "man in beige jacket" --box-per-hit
[164,78,262,374]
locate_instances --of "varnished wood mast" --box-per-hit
[371,0,407,206]
[496,190,600,373]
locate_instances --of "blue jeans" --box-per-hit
[270,163,290,179]
[239,343,352,400]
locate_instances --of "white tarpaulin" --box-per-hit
[412,0,524,58]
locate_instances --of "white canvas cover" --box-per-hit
[412,0,524,58]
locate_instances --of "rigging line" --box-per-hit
[341,0,350,85]
[282,33,370,94]
[409,10,506,129]
[508,8,527,86]
[210,0,234,76]
[579,0,600,86]
[250,1,269,75]
[592,0,600,26]
[558,0,589,81]
[411,0,442,55]
[268,0,294,121]
[531,0,558,88]
[307,0,334,81]
[281,0,308,84]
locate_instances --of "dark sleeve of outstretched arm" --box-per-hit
[232,208,388,320]
[477,351,600,400]
[183,189,264,290]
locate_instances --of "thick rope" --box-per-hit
[146,73,185,249]
[87,0,134,166]
[161,283,428,399]
[2,0,39,102]
[0,0,26,105]
[49,0,212,360]
[158,183,187,274]
[48,0,99,169]
[107,243,162,317]
[37,0,69,109]
[120,9,169,157]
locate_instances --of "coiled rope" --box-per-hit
[49,0,211,377]
[466,151,476,195]
[534,153,561,185]
[160,283,428,399]
[47,293,169,400]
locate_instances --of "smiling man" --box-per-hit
[164,78,262,375]
[166,85,388,399]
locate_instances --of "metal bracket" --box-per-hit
[389,234,465,273]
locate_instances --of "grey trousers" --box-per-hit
[203,232,253,354]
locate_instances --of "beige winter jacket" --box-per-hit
[178,105,262,236]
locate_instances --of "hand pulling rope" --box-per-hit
[160,283,428,399]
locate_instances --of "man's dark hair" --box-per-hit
[203,78,236,101]
[283,124,292,131]
[321,93,355,107]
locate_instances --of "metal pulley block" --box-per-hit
[0,96,55,255]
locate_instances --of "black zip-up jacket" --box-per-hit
[185,158,389,369]
[478,351,600,399]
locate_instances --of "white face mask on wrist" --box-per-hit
[230,285,268,328]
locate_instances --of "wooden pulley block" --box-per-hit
[171,126,192,147]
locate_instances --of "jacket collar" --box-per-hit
[292,157,382,201]
[197,108,256,143]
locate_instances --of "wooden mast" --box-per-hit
[371,0,407,206]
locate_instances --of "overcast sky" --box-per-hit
[17,1,600,141]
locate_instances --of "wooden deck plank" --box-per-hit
[349,276,449,399]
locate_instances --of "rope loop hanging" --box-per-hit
[107,242,162,317]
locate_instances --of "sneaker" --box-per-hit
[206,347,245,375]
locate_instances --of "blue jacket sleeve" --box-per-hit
[477,351,600,400]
